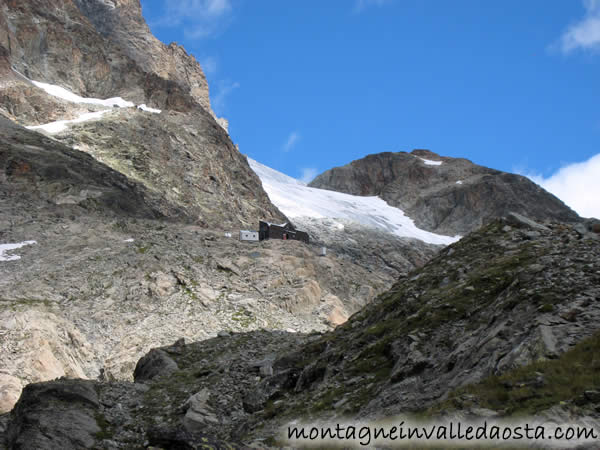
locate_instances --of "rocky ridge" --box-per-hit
[309,150,580,235]
[2,214,598,448]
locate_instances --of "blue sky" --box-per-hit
[140,0,600,218]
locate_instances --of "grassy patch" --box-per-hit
[136,244,152,254]
[0,298,53,310]
[94,413,112,441]
[231,309,256,328]
[182,287,198,301]
[429,331,600,416]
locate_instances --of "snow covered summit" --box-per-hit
[248,158,460,246]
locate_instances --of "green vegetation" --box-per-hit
[0,298,53,311]
[182,286,198,301]
[136,243,152,254]
[430,331,600,416]
[94,413,112,441]
[231,309,256,328]
[310,386,348,412]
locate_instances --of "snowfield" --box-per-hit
[29,79,134,108]
[0,241,37,262]
[27,110,112,134]
[137,104,162,114]
[248,158,460,246]
[14,68,162,133]
[419,157,443,166]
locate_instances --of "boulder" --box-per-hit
[133,349,178,382]
[5,379,101,449]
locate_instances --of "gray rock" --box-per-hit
[505,212,550,231]
[183,388,219,432]
[6,379,101,449]
[133,349,178,382]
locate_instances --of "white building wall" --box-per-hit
[239,231,259,241]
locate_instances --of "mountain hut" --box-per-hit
[258,221,309,244]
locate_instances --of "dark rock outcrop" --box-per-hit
[309,150,580,235]
[133,349,178,382]
[0,115,175,220]
[6,379,101,449]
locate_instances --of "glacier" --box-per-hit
[248,158,460,246]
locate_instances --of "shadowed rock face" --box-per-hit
[0,116,174,220]
[309,150,581,235]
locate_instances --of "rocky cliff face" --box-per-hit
[309,150,581,235]
[3,214,598,448]
[72,0,213,113]
[0,0,212,119]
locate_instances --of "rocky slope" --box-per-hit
[309,150,581,235]
[0,214,436,414]
[2,214,598,448]
[72,0,213,113]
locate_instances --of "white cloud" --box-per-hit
[153,0,233,39]
[299,168,318,184]
[211,80,239,115]
[520,153,600,218]
[559,0,600,53]
[282,132,300,153]
[354,0,393,13]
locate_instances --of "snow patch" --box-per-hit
[137,104,162,114]
[27,110,112,134]
[419,158,443,166]
[123,238,135,243]
[456,180,463,185]
[0,241,37,262]
[248,158,460,246]
[28,79,134,108]
[97,0,116,9]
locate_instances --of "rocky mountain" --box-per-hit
[2,0,599,449]
[309,150,581,235]
[0,0,444,424]
[2,214,598,448]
